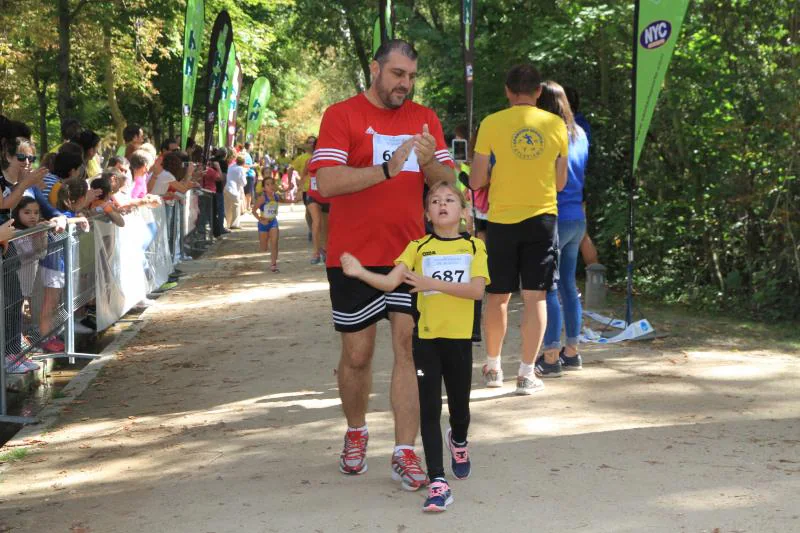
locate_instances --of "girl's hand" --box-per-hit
[51,215,68,233]
[340,253,364,278]
[404,271,434,294]
[0,218,15,248]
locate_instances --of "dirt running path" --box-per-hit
[1,206,798,533]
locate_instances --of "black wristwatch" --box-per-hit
[381,161,391,180]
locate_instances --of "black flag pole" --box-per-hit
[203,10,234,164]
[461,0,476,136]
[378,0,389,46]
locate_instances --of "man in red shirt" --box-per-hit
[310,39,454,491]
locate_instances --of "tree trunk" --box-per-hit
[101,29,127,152]
[597,37,610,109]
[342,7,370,88]
[149,98,163,148]
[56,0,73,123]
[427,0,445,33]
[32,65,49,155]
[189,103,201,145]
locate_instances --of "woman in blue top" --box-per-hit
[535,80,589,377]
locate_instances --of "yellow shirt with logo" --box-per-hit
[395,234,490,340]
[291,153,311,192]
[474,106,568,224]
[86,157,102,179]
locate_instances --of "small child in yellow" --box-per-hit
[341,180,489,513]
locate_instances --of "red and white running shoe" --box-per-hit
[339,429,368,475]
[391,449,428,491]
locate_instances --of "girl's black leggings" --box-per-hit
[412,336,472,480]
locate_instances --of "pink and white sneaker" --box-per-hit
[422,479,453,512]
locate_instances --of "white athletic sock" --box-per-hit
[348,425,368,434]
[518,362,535,378]
[486,355,501,371]
[393,445,413,456]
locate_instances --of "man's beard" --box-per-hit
[375,73,409,109]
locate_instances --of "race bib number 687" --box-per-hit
[421,254,472,296]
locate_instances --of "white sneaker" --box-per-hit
[515,375,545,395]
[482,364,504,388]
[5,356,30,374]
[21,357,40,371]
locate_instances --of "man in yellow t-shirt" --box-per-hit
[469,63,568,396]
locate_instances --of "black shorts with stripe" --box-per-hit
[327,267,414,332]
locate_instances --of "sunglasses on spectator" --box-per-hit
[15,154,36,163]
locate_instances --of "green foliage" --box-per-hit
[0,448,29,464]
[0,0,796,320]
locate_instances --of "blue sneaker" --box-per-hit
[445,428,471,480]
[534,354,563,378]
[422,479,453,512]
[559,348,583,370]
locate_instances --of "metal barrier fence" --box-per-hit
[0,191,216,424]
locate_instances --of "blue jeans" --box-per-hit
[544,218,586,350]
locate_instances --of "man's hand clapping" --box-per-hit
[413,123,436,167]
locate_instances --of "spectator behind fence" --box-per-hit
[48,118,82,156]
[129,150,153,199]
[0,133,52,222]
[210,148,229,237]
[0,127,67,230]
[72,129,102,179]
[107,155,131,193]
[47,150,85,208]
[90,175,125,227]
[119,124,145,159]
[38,178,90,354]
[224,155,246,230]
[157,152,198,198]
[154,137,179,179]
[149,152,181,196]
[104,167,159,212]
[12,197,47,322]
[3,198,44,373]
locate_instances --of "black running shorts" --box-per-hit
[327,267,413,332]
[486,213,558,294]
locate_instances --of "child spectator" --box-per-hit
[38,178,89,353]
[5,198,46,372]
[90,174,125,227]
[128,149,153,199]
[340,181,489,513]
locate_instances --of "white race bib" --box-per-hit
[372,133,419,173]
[310,176,318,191]
[263,201,278,218]
[421,254,472,296]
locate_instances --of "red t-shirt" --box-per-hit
[308,93,453,267]
[202,165,220,192]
